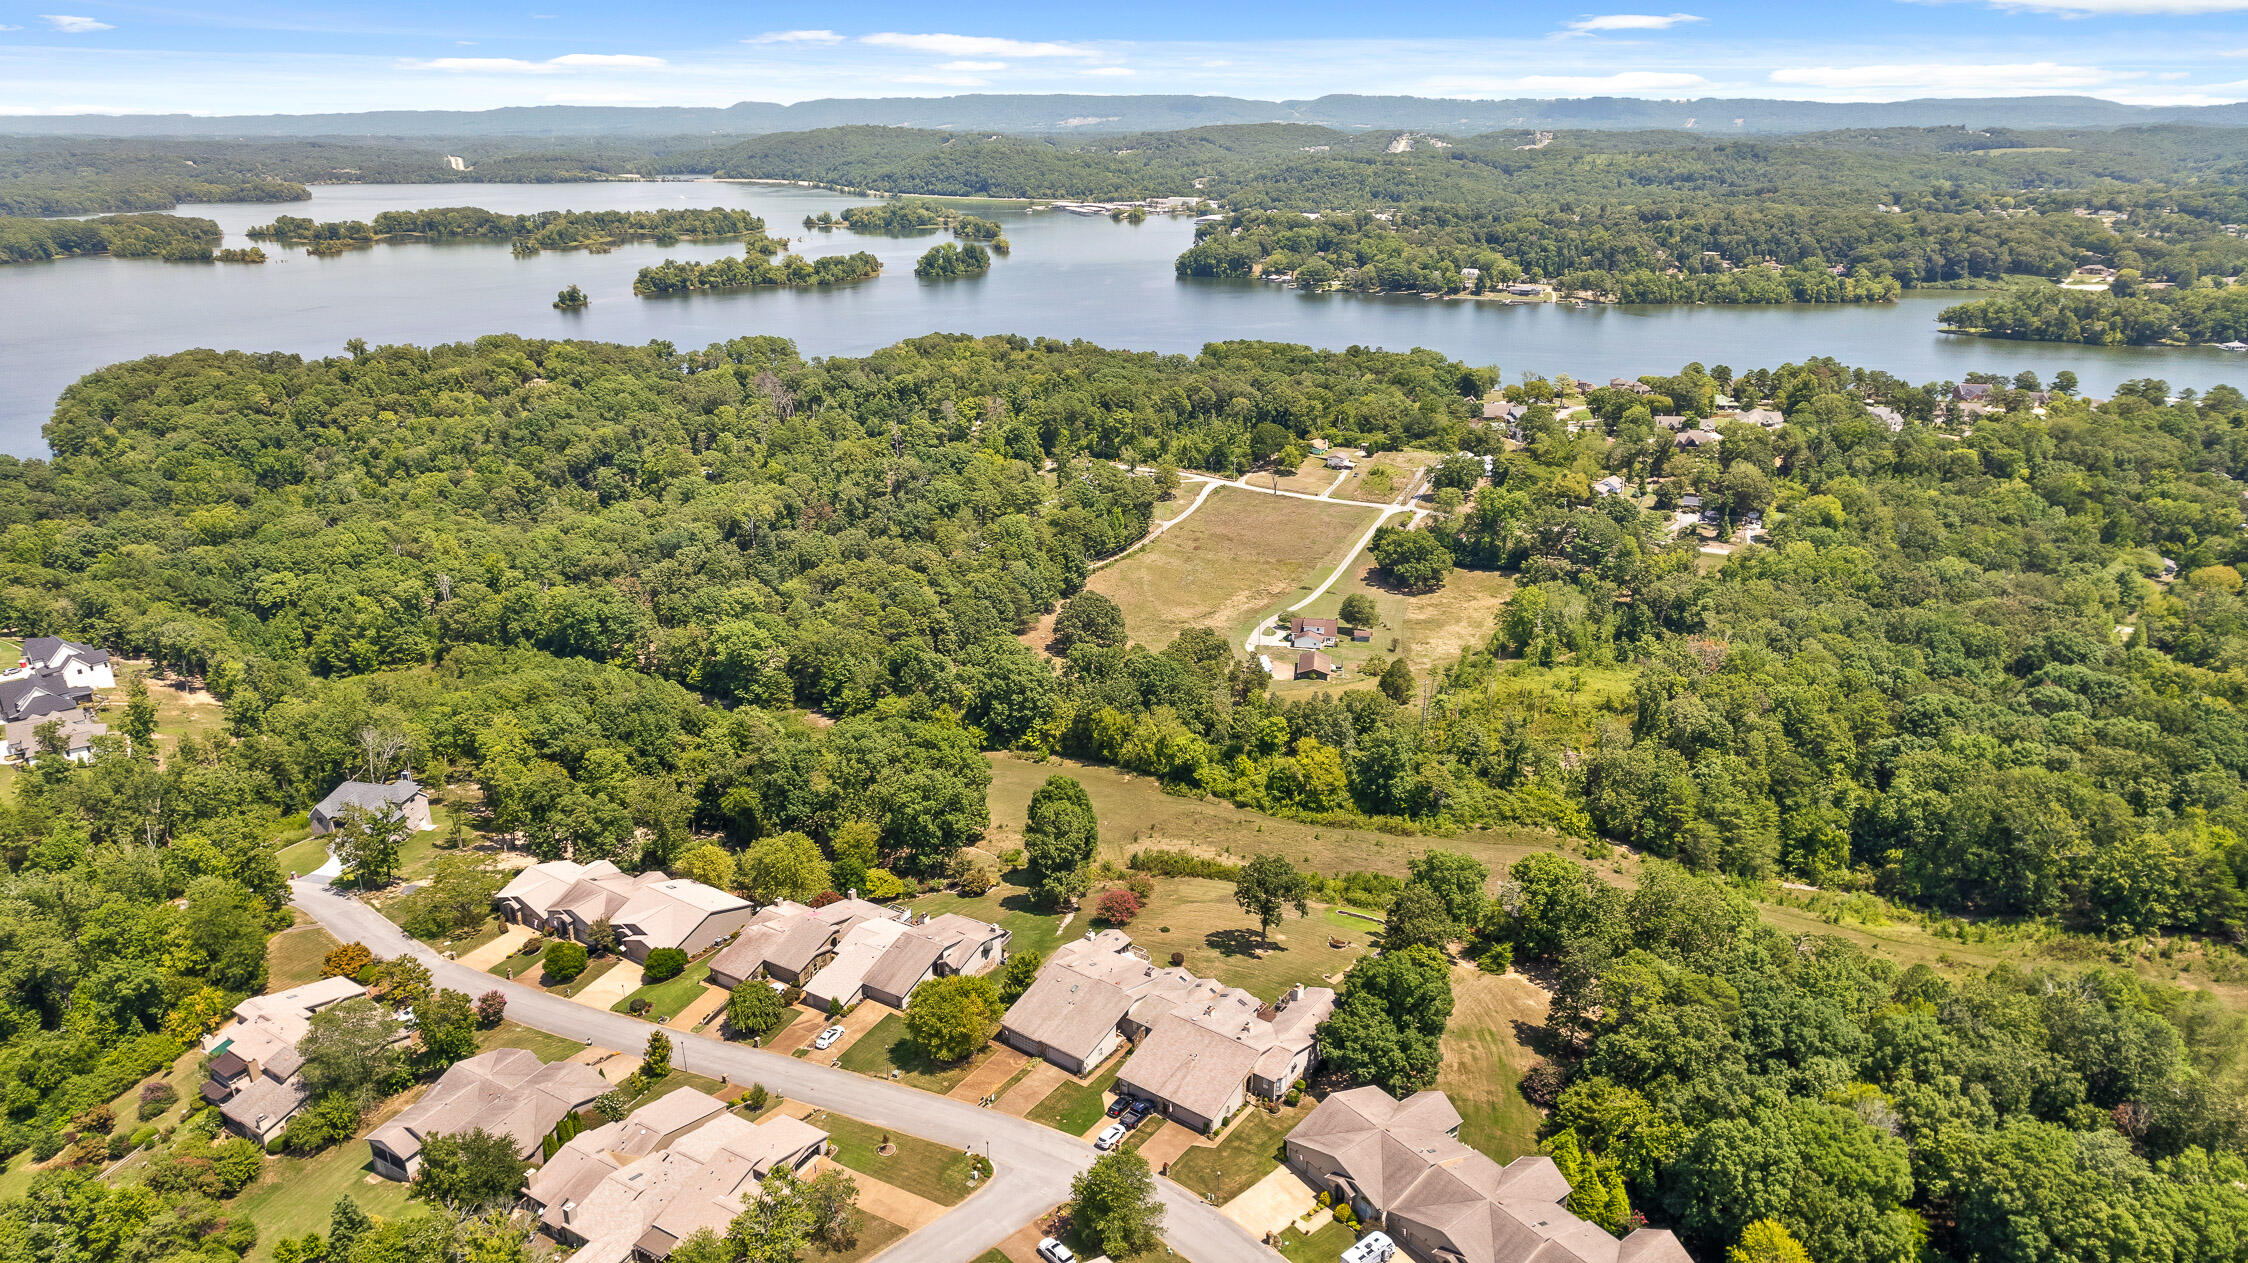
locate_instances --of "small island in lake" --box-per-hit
[633,243,880,295]
[250,207,781,256]
[554,283,589,309]
[914,242,992,280]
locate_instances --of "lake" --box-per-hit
[6,179,2246,457]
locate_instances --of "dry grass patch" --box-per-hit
[1436,965,1553,1162]
[265,918,345,991]
[1085,486,1378,651]
[1333,450,1440,505]
[1129,877,1369,997]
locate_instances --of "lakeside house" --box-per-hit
[494,860,755,963]
[309,777,435,835]
[525,1088,828,1262]
[369,1049,608,1181]
[200,977,370,1145]
[1287,1086,1693,1263]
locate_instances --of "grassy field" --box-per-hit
[813,1112,980,1205]
[234,1091,422,1260]
[1268,561,1515,700]
[1436,965,1551,1162]
[836,1012,994,1093]
[265,918,344,991]
[986,752,1564,885]
[612,961,716,1021]
[1129,877,1369,996]
[1028,1056,1123,1135]
[1332,450,1439,505]
[910,880,1073,962]
[478,1019,593,1062]
[1165,1099,1307,1203]
[1084,486,1379,652]
[809,1212,907,1263]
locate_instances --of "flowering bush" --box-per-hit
[1094,888,1143,925]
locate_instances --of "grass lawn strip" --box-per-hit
[611,960,715,1021]
[834,1011,993,1093]
[265,920,344,991]
[1027,1056,1124,1135]
[1277,1220,1358,1263]
[808,1211,906,1263]
[812,1112,979,1206]
[1165,1102,1303,1204]
[1435,965,1550,1161]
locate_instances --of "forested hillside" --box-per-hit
[2,334,2248,1258]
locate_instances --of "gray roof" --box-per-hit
[313,777,424,820]
[20,637,108,667]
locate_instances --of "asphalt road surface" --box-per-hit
[291,878,1283,1263]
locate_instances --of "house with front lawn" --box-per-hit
[496,860,755,962]
[1286,1086,1692,1263]
[309,776,435,835]
[705,897,899,991]
[8,637,115,690]
[201,976,370,1145]
[525,1087,828,1262]
[0,711,107,763]
[368,1048,608,1181]
[1113,982,1336,1134]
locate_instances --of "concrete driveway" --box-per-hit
[454,924,534,971]
[797,999,893,1061]
[1222,1166,1320,1239]
[571,958,646,1010]
[292,878,1283,1263]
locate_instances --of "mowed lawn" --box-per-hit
[612,961,716,1021]
[910,879,1072,962]
[265,917,344,990]
[1435,965,1552,1162]
[1129,877,1369,997]
[1267,560,1515,700]
[1166,1097,1309,1203]
[835,1012,994,1094]
[1028,1056,1124,1135]
[814,1112,980,1205]
[1085,486,1379,651]
[986,752,1569,885]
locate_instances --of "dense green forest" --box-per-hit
[913,241,991,279]
[249,206,780,254]
[631,246,882,294]
[1942,285,2248,346]
[3,333,2248,1258]
[0,213,222,264]
[809,198,1008,245]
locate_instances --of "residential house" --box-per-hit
[200,977,369,1145]
[795,906,1009,1011]
[310,777,435,835]
[1653,415,1687,432]
[525,1088,828,1263]
[8,638,115,690]
[1673,428,1722,450]
[0,673,89,725]
[1503,283,1544,298]
[1114,983,1337,1134]
[1734,408,1785,429]
[1608,378,1652,394]
[1953,382,1995,403]
[704,897,909,992]
[1868,406,1907,432]
[1287,1086,1692,1263]
[1295,651,1335,681]
[1001,930,1231,1074]
[494,860,753,962]
[369,1049,608,1181]
[1325,454,1357,470]
[1289,617,1339,647]
[0,710,106,763]
[1592,475,1627,498]
[1678,495,1703,513]
[1480,400,1526,426]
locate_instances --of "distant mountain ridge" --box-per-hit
[8,93,2248,138]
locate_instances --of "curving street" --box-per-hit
[289,879,1283,1263]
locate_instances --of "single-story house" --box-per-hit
[799,907,1011,1011]
[0,711,106,763]
[201,977,370,1144]
[1678,494,1703,512]
[526,1088,828,1261]
[1325,455,1356,470]
[705,897,903,991]
[497,860,756,962]
[1000,930,1229,1074]
[1287,1086,1693,1263]
[1114,983,1337,1134]
[9,638,115,690]
[1674,428,1722,449]
[1734,408,1785,429]
[1295,651,1335,681]
[1290,617,1339,644]
[1592,475,1627,498]
[310,777,434,835]
[369,1049,608,1181]
[1653,414,1687,431]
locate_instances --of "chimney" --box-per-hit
[562,1200,576,1225]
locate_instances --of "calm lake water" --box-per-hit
[6,179,2247,457]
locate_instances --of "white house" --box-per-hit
[8,638,115,690]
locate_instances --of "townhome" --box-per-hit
[199,977,369,1145]
[1114,983,1336,1134]
[368,1049,608,1181]
[496,860,756,962]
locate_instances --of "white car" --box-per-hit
[813,1024,847,1050]
[1037,1238,1075,1263]
[1094,1121,1127,1151]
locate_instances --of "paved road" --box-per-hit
[292,880,1279,1263]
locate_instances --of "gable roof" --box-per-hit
[312,777,425,821]
[370,1049,607,1165]
[1117,1012,1265,1121]
[20,637,108,668]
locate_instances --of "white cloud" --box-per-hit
[938,59,1006,71]
[544,53,665,67]
[861,32,1098,58]
[402,53,666,73]
[39,15,114,32]
[894,72,990,86]
[545,90,650,103]
[1561,12,1705,33]
[1506,71,1708,91]
[1083,65,1135,76]
[0,24,20,30]
[1770,61,2117,90]
[745,29,844,44]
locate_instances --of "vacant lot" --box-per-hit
[265,917,344,991]
[987,752,1566,884]
[1127,877,1369,997]
[1436,965,1552,1161]
[1332,450,1440,505]
[1085,487,1378,651]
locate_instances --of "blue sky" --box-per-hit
[4,1,2248,115]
